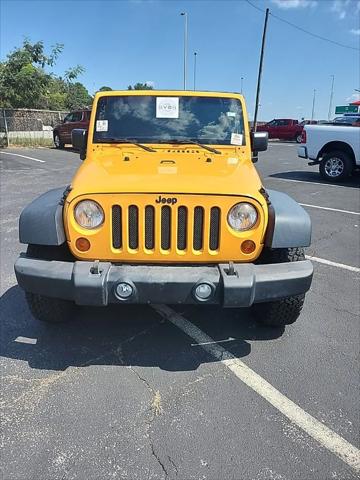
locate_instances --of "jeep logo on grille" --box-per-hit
[155,195,177,205]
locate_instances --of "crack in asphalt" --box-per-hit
[128,366,181,479]
[167,455,179,476]
[150,443,169,478]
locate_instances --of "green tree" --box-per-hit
[44,77,67,110]
[0,40,63,108]
[64,65,85,83]
[65,82,92,110]
[0,40,89,110]
[99,86,113,91]
[128,82,154,90]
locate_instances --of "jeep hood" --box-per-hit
[67,147,264,203]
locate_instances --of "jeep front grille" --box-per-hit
[111,203,221,255]
[112,205,122,249]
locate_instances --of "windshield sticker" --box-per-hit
[226,112,236,117]
[230,133,243,145]
[96,120,108,132]
[156,97,179,119]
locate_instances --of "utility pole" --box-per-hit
[180,12,188,90]
[311,89,316,121]
[328,75,335,121]
[241,77,244,95]
[253,8,269,132]
[193,52,197,90]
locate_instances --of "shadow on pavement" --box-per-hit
[49,146,79,154]
[270,170,360,188]
[0,286,284,372]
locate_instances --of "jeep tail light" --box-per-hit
[301,130,306,144]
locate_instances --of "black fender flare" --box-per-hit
[19,187,69,246]
[265,189,311,248]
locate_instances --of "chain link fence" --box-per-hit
[0,108,69,147]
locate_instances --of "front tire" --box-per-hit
[53,132,65,149]
[319,151,353,182]
[295,133,302,143]
[253,247,306,327]
[24,244,76,323]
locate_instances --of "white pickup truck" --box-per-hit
[298,125,360,181]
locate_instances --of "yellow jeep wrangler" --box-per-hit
[15,90,313,327]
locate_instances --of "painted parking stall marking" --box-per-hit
[306,255,360,273]
[300,203,360,216]
[1,151,45,163]
[153,304,360,473]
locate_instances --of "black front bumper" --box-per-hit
[14,256,313,307]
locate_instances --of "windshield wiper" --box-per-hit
[158,139,221,155]
[97,138,156,152]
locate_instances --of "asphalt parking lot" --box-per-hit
[1,143,359,480]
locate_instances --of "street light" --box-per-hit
[311,89,316,121]
[193,52,197,91]
[180,12,188,90]
[328,75,335,121]
[241,77,244,95]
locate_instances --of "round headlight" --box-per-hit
[227,202,258,231]
[74,200,104,229]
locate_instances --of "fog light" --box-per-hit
[241,240,256,254]
[115,282,133,299]
[75,237,90,251]
[194,283,213,301]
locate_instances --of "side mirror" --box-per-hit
[251,131,268,152]
[72,129,88,160]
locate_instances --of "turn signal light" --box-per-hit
[241,240,256,254]
[75,237,91,251]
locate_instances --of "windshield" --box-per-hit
[93,95,245,145]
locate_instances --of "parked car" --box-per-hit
[15,90,313,328]
[298,124,360,181]
[332,116,360,127]
[53,110,91,148]
[257,119,304,143]
[299,120,318,126]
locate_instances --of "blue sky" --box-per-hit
[1,0,359,120]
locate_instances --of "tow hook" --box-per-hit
[225,261,237,276]
[90,260,102,275]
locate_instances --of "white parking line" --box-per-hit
[14,336,37,345]
[306,255,360,273]
[191,336,236,347]
[153,304,360,473]
[300,203,360,216]
[270,177,359,189]
[1,151,45,163]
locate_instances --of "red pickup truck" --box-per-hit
[257,119,304,143]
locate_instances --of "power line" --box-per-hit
[245,0,360,52]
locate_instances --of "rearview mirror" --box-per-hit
[251,131,268,152]
[72,129,88,160]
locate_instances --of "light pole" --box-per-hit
[241,77,244,95]
[193,52,197,91]
[253,8,269,132]
[180,12,188,90]
[311,89,316,121]
[328,75,335,121]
